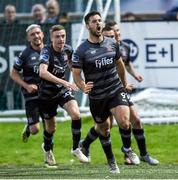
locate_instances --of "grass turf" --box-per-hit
[0,117,178,178]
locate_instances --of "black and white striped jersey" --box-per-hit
[72,37,123,100]
[13,45,41,101]
[39,44,73,100]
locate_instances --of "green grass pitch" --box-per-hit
[0,117,178,179]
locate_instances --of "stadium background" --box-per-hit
[0,0,178,122]
[0,0,178,178]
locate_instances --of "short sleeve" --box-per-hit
[66,45,73,60]
[115,42,121,60]
[72,47,83,69]
[13,52,24,71]
[39,47,50,65]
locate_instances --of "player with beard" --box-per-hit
[10,24,45,154]
[39,25,89,167]
[72,11,140,174]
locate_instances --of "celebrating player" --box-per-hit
[39,25,89,167]
[72,11,140,173]
[10,24,45,143]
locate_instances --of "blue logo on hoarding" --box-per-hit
[123,39,139,62]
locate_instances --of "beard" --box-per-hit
[90,28,101,37]
[33,38,42,46]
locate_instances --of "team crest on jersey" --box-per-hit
[40,54,49,62]
[72,54,79,63]
[54,56,59,62]
[31,56,36,60]
[90,50,96,54]
[15,57,22,66]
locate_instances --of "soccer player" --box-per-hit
[72,11,140,174]
[39,25,89,166]
[102,26,115,39]
[104,21,159,165]
[10,24,45,143]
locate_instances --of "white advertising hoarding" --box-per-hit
[72,21,178,88]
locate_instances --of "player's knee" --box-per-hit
[96,125,110,137]
[70,111,80,120]
[103,128,110,137]
[118,115,130,129]
[45,124,56,134]
[29,124,40,135]
[120,120,130,130]
[30,129,39,135]
[98,129,107,137]
[132,118,142,129]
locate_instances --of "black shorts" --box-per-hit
[89,89,129,124]
[40,91,75,120]
[25,99,43,125]
[127,93,134,106]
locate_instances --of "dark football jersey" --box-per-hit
[39,44,73,100]
[72,37,123,100]
[13,45,41,101]
[120,41,131,65]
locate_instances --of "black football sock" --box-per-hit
[26,124,30,136]
[119,127,132,149]
[43,130,54,151]
[133,128,147,156]
[71,119,81,150]
[99,133,115,162]
[82,126,99,149]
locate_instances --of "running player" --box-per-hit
[72,11,140,174]
[105,20,159,165]
[10,24,44,143]
[39,25,89,167]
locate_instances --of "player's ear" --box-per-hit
[86,24,89,30]
[26,34,30,42]
[41,32,44,39]
[50,34,53,42]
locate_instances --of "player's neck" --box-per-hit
[88,35,103,44]
[53,46,63,52]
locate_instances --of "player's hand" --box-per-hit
[26,84,38,93]
[125,83,135,93]
[64,82,78,91]
[135,75,143,82]
[83,81,93,94]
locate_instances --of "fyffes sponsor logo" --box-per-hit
[95,57,113,68]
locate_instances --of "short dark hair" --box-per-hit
[84,11,101,24]
[50,25,65,35]
[105,20,117,27]
[102,26,113,32]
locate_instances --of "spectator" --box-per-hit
[45,0,60,24]
[31,4,46,24]
[2,4,19,25]
[163,7,178,20]
[122,12,139,21]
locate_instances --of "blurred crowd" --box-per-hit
[1,0,178,25]
[0,0,62,25]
